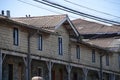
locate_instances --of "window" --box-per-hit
[37,67,43,77]
[58,37,63,55]
[13,28,19,46]
[76,45,80,59]
[106,55,109,66]
[38,34,42,51]
[92,49,95,63]
[118,54,120,68]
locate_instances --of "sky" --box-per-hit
[0,0,120,22]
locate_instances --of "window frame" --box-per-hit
[37,67,43,77]
[76,45,80,59]
[106,54,109,66]
[92,49,96,63]
[13,28,19,46]
[38,34,43,51]
[58,37,63,55]
[118,54,120,68]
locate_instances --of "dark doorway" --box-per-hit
[73,72,78,80]
[59,69,63,80]
[8,64,13,80]
[52,70,55,80]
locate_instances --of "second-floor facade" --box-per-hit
[0,14,120,75]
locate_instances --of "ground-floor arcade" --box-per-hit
[0,49,120,80]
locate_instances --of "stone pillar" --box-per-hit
[0,49,2,80]
[0,49,6,80]
[23,57,32,80]
[83,68,88,80]
[100,54,103,80]
[46,61,54,80]
[98,71,103,80]
[66,64,72,80]
[109,73,115,80]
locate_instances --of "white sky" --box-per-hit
[0,0,120,22]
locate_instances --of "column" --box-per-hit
[0,49,2,80]
[66,64,72,80]
[46,61,54,80]
[83,68,88,80]
[23,57,32,80]
[23,57,28,80]
[0,49,6,80]
[98,71,103,80]
[109,73,115,80]
[100,54,103,80]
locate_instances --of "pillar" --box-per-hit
[100,54,103,80]
[66,64,72,80]
[0,49,6,80]
[109,73,115,80]
[46,61,54,80]
[98,71,103,80]
[83,68,88,80]
[0,49,2,80]
[23,57,32,80]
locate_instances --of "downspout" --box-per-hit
[0,49,2,80]
[26,33,31,80]
[100,53,104,80]
[26,30,40,80]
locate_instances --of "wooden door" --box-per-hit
[18,63,22,80]
[59,69,63,80]
[52,70,55,80]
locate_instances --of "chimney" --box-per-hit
[1,10,4,16]
[6,10,10,18]
[26,15,28,17]
[28,14,30,17]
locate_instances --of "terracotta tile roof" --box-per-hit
[85,37,120,52]
[72,19,120,34]
[12,14,67,30]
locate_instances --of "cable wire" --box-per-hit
[17,0,78,19]
[34,0,120,25]
[64,0,120,19]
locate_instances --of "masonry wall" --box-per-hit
[0,21,120,74]
[102,53,120,72]
[70,42,100,68]
[30,25,70,61]
[0,23,28,53]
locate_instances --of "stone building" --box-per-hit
[0,14,120,80]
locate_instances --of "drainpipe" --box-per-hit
[26,30,39,80]
[100,53,104,80]
[0,49,2,80]
[26,33,31,80]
